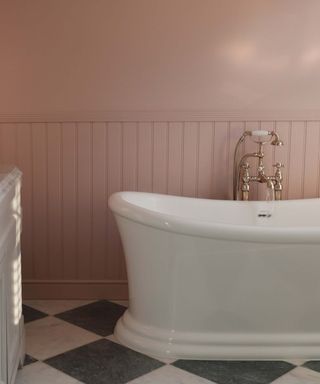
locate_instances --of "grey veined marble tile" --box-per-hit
[172,360,295,384]
[55,300,126,336]
[23,304,48,323]
[23,354,37,366]
[303,361,320,374]
[105,334,177,365]
[45,338,164,384]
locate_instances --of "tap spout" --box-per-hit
[266,178,275,201]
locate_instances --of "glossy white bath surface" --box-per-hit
[109,192,320,360]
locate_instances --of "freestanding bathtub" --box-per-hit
[109,192,320,360]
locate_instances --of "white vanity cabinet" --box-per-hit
[0,167,24,384]
[0,261,7,384]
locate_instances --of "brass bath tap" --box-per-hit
[233,131,284,201]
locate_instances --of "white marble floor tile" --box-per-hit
[271,366,320,383]
[148,355,177,365]
[285,359,307,366]
[127,364,217,384]
[23,300,95,315]
[16,362,83,384]
[105,333,119,343]
[105,334,177,364]
[25,316,100,360]
[110,300,129,307]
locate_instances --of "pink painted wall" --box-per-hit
[1,1,320,298]
[1,0,320,113]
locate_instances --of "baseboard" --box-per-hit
[22,279,128,300]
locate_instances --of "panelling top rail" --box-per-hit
[2,110,320,122]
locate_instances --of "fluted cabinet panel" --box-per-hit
[0,121,318,298]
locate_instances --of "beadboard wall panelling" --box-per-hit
[0,121,319,299]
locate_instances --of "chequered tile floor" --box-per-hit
[16,300,320,384]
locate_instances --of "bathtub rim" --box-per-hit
[109,192,320,244]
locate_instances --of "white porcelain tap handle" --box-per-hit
[251,130,270,137]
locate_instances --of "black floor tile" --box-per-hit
[55,300,126,336]
[303,360,320,373]
[23,354,38,366]
[45,338,164,384]
[23,304,48,323]
[172,360,295,384]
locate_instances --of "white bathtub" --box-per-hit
[109,192,320,360]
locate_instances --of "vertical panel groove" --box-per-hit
[180,122,185,195]
[90,122,94,279]
[14,123,18,164]
[105,122,109,278]
[211,122,216,198]
[59,122,64,279]
[301,121,307,198]
[121,122,124,192]
[136,122,139,192]
[286,121,292,199]
[45,123,50,276]
[195,122,200,197]
[166,122,169,194]
[272,120,276,166]
[151,121,155,192]
[119,122,124,279]
[75,123,79,279]
[317,123,320,197]
[226,122,231,195]
[30,124,35,277]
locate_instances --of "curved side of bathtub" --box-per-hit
[109,192,320,359]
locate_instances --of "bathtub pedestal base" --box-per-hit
[115,311,320,360]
